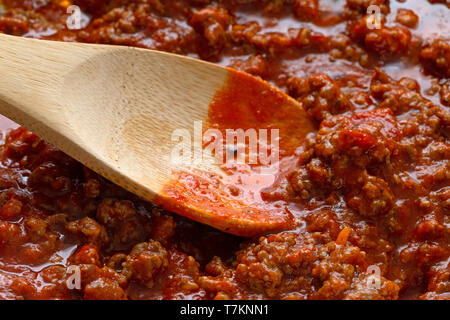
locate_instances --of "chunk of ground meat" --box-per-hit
[189,6,232,59]
[122,240,169,288]
[440,82,450,106]
[349,17,412,58]
[289,157,336,201]
[290,107,401,203]
[306,158,332,186]
[363,25,412,57]
[420,39,450,78]
[198,256,240,299]
[24,217,48,241]
[400,242,448,273]
[96,198,137,227]
[305,209,340,240]
[107,253,128,272]
[328,34,369,66]
[346,175,395,217]
[84,178,100,198]
[227,55,268,78]
[259,0,291,15]
[395,9,419,28]
[149,209,177,243]
[96,198,149,247]
[74,264,128,300]
[370,69,434,114]
[78,2,194,53]
[66,217,109,247]
[287,74,353,122]
[28,161,73,197]
[370,69,449,141]
[292,0,319,21]
[0,8,53,36]
[70,244,101,266]
[315,108,400,162]
[231,232,399,299]
[3,127,44,162]
[420,261,450,300]
[414,217,445,240]
[0,198,22,220]
[231,24,291,54]
[290,167,315,200]
[84,277,128,300]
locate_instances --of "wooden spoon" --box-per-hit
[0,34,314,236]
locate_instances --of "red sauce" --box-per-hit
[156,71,315,236]
[0,0,448,300]
[207,70,314,155]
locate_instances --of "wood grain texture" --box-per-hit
[0,34,225,196]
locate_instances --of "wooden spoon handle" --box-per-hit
[0,34,95,126]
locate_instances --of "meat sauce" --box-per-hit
[0,0,449,300]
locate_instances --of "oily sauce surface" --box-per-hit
[0,0,449,300]
[157,71,314,236]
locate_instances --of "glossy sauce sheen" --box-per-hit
[158,71,314,236]
[0,0,449,300]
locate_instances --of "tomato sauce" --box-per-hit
[0,0,448,300]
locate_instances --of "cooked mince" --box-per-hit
[0,0,448,300]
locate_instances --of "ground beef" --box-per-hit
[227,54,268,78]
[77,264,128,300]
[314,107,400,163]
[78,2,195,53]
[0,0,448,301]
[292,0,319,21]
[349,16,412,59]
[189,6,232,59]
[96,198,150,247]
[395,9,419,28]
[420,261,450,300]
[66,217,110,247]
[420,39,450,78]
[346,175,394,217]
[122,240,169,288]
[370,69,434,114]
[202,232,400,299]
[440,82,450,106]
[287,74,353,122]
